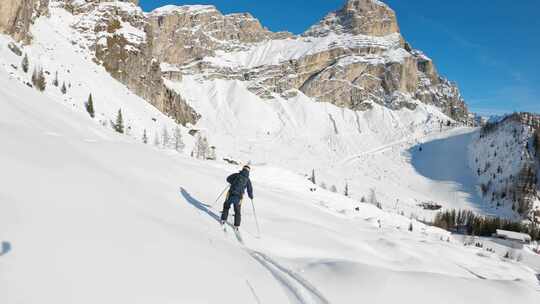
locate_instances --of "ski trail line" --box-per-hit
[456,264,487,280]
[248,250,330,304]
[246,279,262,304]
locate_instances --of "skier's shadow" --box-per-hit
[180,187,221,223]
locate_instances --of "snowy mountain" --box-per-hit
[0,0,479,212]
[468,113,540,220]
[1,43,540,304]
[1,0,540,303]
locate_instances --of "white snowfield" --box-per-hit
[0,2,540,303]
[1,55,540,303]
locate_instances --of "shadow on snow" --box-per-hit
[180,187,222,224]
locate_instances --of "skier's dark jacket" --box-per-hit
[227,168,253,199]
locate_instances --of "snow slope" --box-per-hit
[0,2,497,236]
[1,56,539,303]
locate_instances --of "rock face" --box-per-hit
[10,0,471,125]
[146,5,292,65]
[62,0,199,126]
[304,0,400,37]
[0,0,49,43]
[155,0,470,123]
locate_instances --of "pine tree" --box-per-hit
[142,129,148,144]
[61,82,67,94]
[194,134,209,159]
[161,126,170,148]
[330,185,337,193]
[31,68,37,86]
[53,71,59,87]
[310,169,316,184]
[85,94,95,118]
[21,54,29,73]
[408,222,413,232]
[173,127,185,152]
[113,109,124,134]
[207,146,217,160]
[344,183,349,196]
[32,67,46,91]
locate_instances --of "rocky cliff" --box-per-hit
[303,0,399,37]
[145,0,471,123]
[60,0,199,126]
[5,0,471,125]
[0,0,49,43]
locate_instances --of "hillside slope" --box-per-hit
[1,56,540,303]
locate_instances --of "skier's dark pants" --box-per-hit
[221,194,242,226]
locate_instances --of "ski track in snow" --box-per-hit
[180,187,330,304]
[455,264,487,280]
[248,250,330,304]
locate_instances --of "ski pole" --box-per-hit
[250,199,261,238]
[211,185,229,208]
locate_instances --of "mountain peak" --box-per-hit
[304,0,399,37]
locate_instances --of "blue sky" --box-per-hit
[140,0,540,116]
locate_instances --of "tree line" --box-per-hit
[432,209,540,241]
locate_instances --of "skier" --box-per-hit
[221,165,254,230]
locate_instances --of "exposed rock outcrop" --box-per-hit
[147,5,292,65]
[12,0,470,125]
[149,0,471,123]
[304,0,400,37]
[63,0,199,126]
[0,0,49,43]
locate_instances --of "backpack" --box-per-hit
[229,174,249,197]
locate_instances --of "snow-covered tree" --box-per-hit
[61,82,67,94]
[320,182,327,190]
[21,54,29,73]
[173,127,185,152]
[193,133,209,159]
[85,94,95,118]
[161,126,170,148]
[369,189,381,209]
[112,109,124,134]
[142,129,148,144]
[207,146,217,160]
[408,222,413,232]
[330,185,337,193]
[344,183,349,196]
